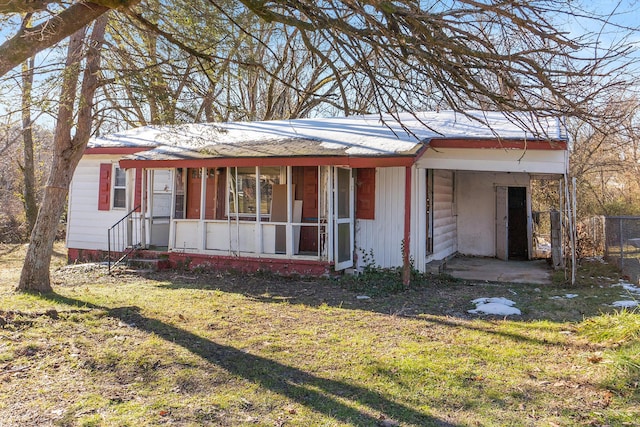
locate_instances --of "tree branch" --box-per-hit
[0,0,140,77]
[0,0,62,14]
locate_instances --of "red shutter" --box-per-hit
[134,167,142,212]
[98,163,112,211]
[356,168,376,220]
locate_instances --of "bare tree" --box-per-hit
[17,16,108,292]
[2,0,640,291]
[570,98,640,217]
[20,50,38,236]
[95,8,344,128]
[0,1,140,76]
[3,1,639,123]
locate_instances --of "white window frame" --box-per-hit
[227,166,282,219]
[112,165,127,210]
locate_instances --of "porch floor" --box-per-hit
[444,256,553,285]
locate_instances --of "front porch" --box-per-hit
[109,164,358,273]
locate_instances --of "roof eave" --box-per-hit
[84,147,154,155]
[118,154,417,169]
[427,137,568,150]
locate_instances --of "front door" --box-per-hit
[149,169,172,249]
[508,187,528,259]
[334,167,354,270]
[496,186,529,260]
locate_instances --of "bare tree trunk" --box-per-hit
[17,16,108,292]
[21,56,38,236]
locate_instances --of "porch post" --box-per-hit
[403,166,412,287]
[199,167,206,251]
[286,166,293,256]
[140,168,146,248]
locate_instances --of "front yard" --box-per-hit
[1,243,638,426]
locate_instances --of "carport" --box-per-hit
[445,256,553,285]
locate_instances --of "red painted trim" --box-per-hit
[134,167,143,212]
[118,155,416,170]
[412,143,431,163]
[67,247,334,277]
[98,163,111,211]
[85,147,151,155]
[348,157,415,167]
[355,168,376,220]
[402,166,411,286]
[428,138,567,150]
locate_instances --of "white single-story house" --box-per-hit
[66,111,569,276]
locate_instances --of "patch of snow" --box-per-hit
[550,293,578,300]
[468,297,521,316]
[611,300,639,308]
[471,297,515,306]
[620,282,640,294]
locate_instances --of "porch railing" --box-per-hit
[107,205,143,274]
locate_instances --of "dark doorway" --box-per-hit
[508,186,528,259]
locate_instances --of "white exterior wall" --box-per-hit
[417,147,567,174]
[456,171,530,256]
[431,169,457,261]
[66,155,130,251]
[354,167,459,271]
[355,167,404,269]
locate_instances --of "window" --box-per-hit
[113,166,127,209]
[229,167,257,215]
[174,168,185,219]
[98,163,127,211]
[229,167,280,217]
[259,167,281,215]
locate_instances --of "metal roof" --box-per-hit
[88,111,567,163]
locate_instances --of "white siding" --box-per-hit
[355,167,458,270]
[355,167,404,269]
[417,147,567,174]
[431,170,457,260]
[66,155,131,251]
[456,171,530,256]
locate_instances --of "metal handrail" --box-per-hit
[107,205,142,274]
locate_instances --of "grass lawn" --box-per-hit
[1,243,638,426]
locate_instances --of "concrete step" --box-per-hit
[426,259,446,274]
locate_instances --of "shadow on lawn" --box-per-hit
[39,292,460,427]
[149,271,587,346]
